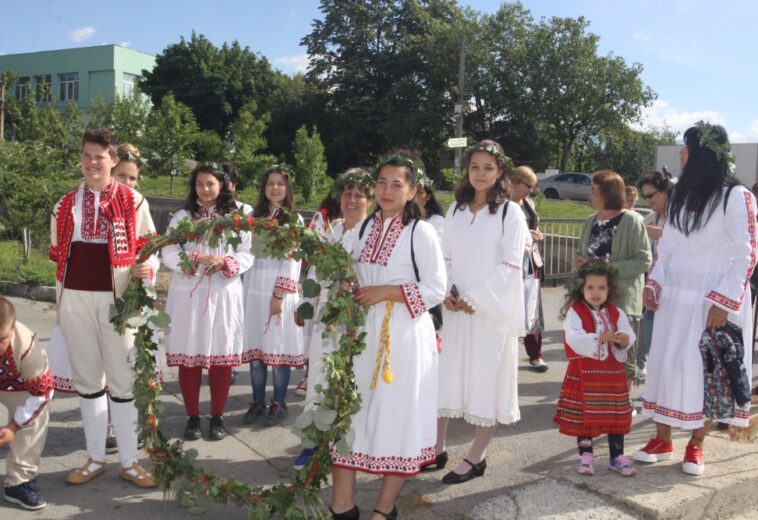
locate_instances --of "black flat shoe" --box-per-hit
[209,415,226,441]
[441,458,487,484]
[184,416,201,441]
[373,505,398,519]
[421,451,448,472]
[330,504,359,520]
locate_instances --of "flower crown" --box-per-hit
[566,258,619,294]
[331,168,375,198]
[416,173,434,190]
[118,149,143,167]
[467,142,516,178]
[375,154,425,181]
[694,120,736,172]
[262,164,293,182]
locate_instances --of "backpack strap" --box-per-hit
[723,183,737,213]
[410,219,420,282]
[501,200,509,230]
[358,216,372,240]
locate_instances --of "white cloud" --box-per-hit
[746,120,758,141]
[274,54,309,74]
[0,50,6,56]
[70,26,96,43]
[630,27,698,66]
[119,41,131,47]
[632,99,726,139]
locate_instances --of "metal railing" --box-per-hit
[538,218,586,284]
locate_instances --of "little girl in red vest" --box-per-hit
[554,261,637,477]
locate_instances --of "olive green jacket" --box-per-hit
[576,210,652,316]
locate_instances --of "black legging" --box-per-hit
[577,434,624,459]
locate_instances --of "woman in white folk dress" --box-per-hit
[633,122,756,475]
[163,164,253,441]
[242,166,304,427]
[432,140,529,485]
[329,153,446,520]
[292,168,374,471]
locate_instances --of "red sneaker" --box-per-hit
[632,437,674,463]
[682,442,704,475]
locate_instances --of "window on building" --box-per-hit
[59,72,79,101]
[34,74,52,102]
[14,77,30,99]
[123,73,138,98]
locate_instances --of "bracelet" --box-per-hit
[272,293,283,300]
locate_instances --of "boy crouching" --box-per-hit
[0,297,53,510]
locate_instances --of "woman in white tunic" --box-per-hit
[329,154,446,520]
[293,169,374,470]
[634,123,756,476]
[433,140,529,485]
[242,166,304,427]
[163,164,253,441]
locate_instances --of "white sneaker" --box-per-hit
[529,358,549,372]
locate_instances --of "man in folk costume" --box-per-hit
[49,128,157,488]
[0,298,53,510]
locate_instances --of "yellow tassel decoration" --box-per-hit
[371,300,395,390]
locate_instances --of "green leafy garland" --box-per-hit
[111,211,366,519]
[694,119,736,173]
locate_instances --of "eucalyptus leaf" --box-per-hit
[301,278,322,298]
[293,409,314,430]
[315,407,337,426]
[296,302,314,320]
[149,310,172,329]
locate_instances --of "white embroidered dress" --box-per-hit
[438,201,529,426]
[242,212,305,366]
[163,206,254,367]
[302,219,355,406]
[330,213,446,475]
[643,185,756,428]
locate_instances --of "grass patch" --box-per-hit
[0,241,56,286]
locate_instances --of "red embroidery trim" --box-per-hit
[358,214,405,267]
[642,400,704,422]
[166,352,242,368]
[274,276,297,293]
[222,256,240,278]
[242,349,305,367]
[81,188,108,240]
[330,446,436,475]
[400,283,426,318]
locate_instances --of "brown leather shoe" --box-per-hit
[118,463,158,488]
[65,459,107,485]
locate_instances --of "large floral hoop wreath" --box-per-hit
[111,211,365,519]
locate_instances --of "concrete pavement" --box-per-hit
[1,289,757,519]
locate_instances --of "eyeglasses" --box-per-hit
[642,190,659,200]
[515,179,536,190]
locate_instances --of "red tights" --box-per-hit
[178,366,232,417]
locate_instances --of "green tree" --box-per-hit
[585,125,677,183]
[293,125,327,203]
[139,32,284,136]
[191,130,228,163]
[143,94,198,194]
[229,101,275,190]
[0,141,77,262]
[302,0,464,172]
[521,16,656,172]
[88,92,150,147]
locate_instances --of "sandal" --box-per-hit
[66,458,107,485]
[118,462,158,488]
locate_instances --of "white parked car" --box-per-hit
[538,172,592,201]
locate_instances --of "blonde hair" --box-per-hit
[117,143,143,172]
[0,297,16,329]
[514,165,537,186]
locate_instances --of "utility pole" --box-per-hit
[453,36,466,178]
[0,73,5,142]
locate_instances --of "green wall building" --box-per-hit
[0,44,155,108]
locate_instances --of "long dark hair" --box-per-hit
[183,164,236,216]
[418,184,445,219]
[455,139,511,214]
[370,150,423,226]
[253,165,295,226]
[636,170,674,195]
[559,261,619,320]
[669,123,740,235]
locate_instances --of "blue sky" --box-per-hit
[3,0,756,142]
